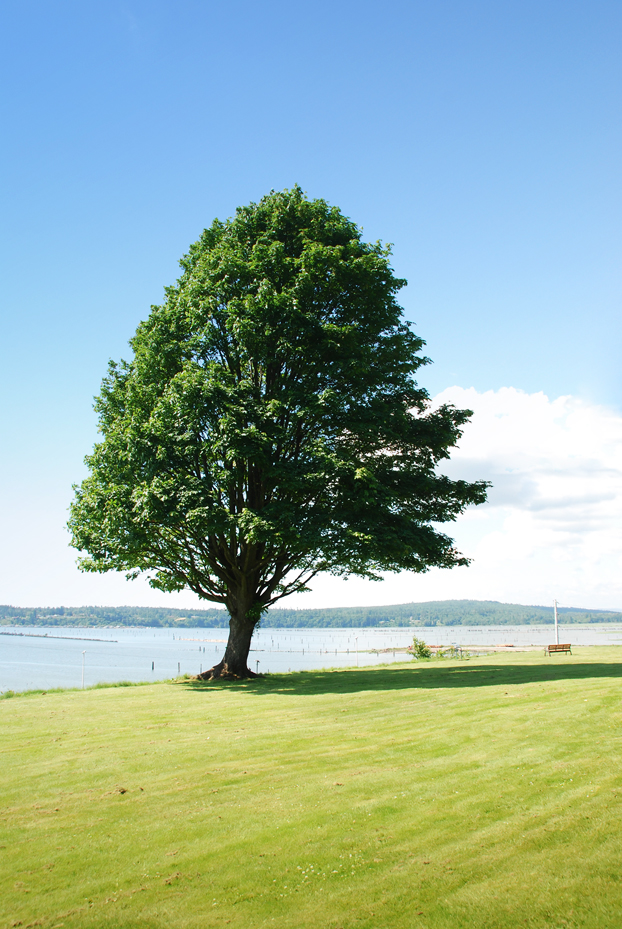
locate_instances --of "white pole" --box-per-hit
[554,599,559,645]
[82,651,86,689]
[355,636,359,667]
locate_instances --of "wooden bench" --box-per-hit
[545,643,572,655]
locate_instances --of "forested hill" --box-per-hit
[1,601,620,628]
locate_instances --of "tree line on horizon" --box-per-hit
[1,600,619,629]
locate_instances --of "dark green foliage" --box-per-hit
[67,188,488,673]
[1,601,619,629]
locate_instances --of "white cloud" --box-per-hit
[438,386,622,566]
[298,388,622,610]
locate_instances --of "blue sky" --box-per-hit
[1,0,620,609]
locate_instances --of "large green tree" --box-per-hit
[69,187,488,678]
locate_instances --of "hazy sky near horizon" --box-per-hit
[1,0,620,611]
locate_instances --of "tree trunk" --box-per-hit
[198,607,257,680]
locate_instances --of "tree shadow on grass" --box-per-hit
[181,659,622,697]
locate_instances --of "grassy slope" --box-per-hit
[1,649,622,929]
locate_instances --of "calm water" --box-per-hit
[1,624,621,693]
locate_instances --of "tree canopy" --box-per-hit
[69,187,488,676]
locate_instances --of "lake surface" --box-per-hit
[1,624,621,693]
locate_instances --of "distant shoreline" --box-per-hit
[0,631,117,642]
[1,598,621,629]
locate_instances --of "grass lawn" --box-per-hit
[1,648,622,929]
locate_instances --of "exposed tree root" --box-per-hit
[196,662,259,681]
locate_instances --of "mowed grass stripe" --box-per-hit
[1,648,622,928]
